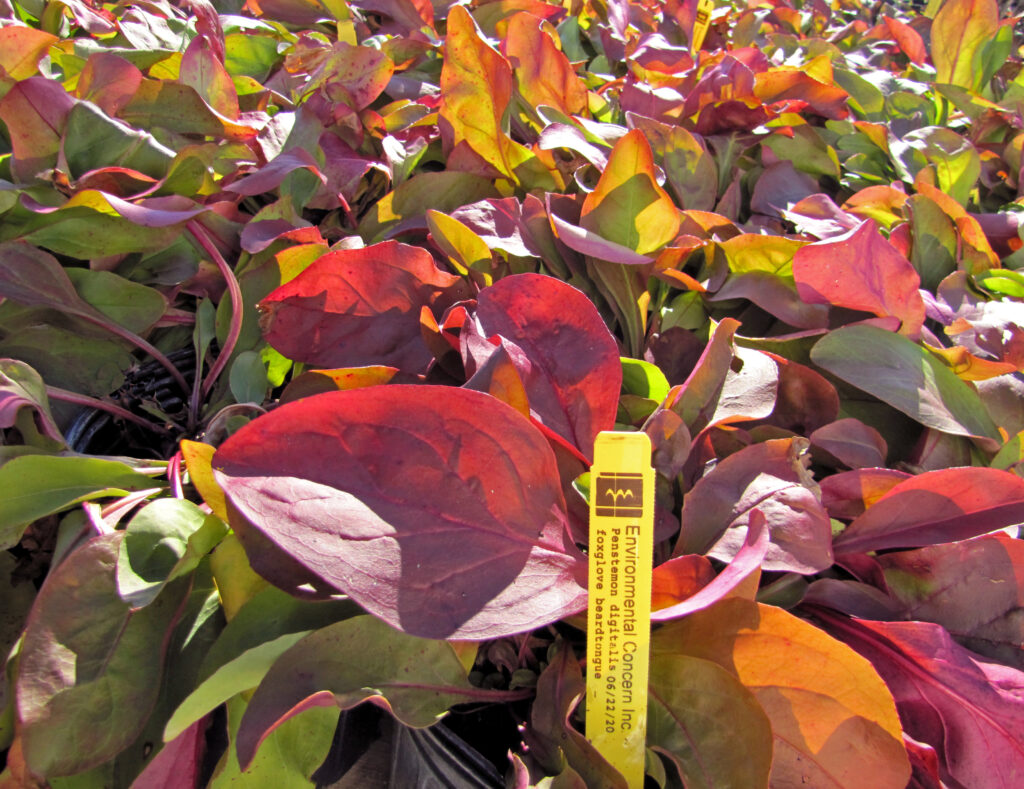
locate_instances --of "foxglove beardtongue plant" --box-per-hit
[1,0,1024,786]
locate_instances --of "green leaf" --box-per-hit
[357,171,499,244]
[975,270,1024,299]
[17,533,189,777]
[211,695,337,788]
[236,615,479,768]
[810,324,1001,441]
[648,654,773,789]
[425,209,493,285]
[65,269,167,335]
[165,631,312,742]
[0,455,161,549]
[890,127,980,208]
[907,194,958,291]
[228,350,269,405]
[224,32,281,82]
[0,309,132,398]
[197,586,359,685]
[62,101,175,180]
[718,234,806,276]
[117,499,228,609]
[628,115,718,211]
[0,194,187,258]
[621,358,670,401]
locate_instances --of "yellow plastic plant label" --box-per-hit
[586,432,654,788]
[692,0,715,54]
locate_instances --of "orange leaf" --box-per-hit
[503,12,587,118]
[279,365,399,404]
[0,27,57,82]
[655,598,911,789]
[926,344,1017,381]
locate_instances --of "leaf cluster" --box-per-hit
[1,0,1024,786]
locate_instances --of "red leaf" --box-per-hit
[128,717,206,789]
[259,240,472,374]
[820,468,911,520]
[833,467,1024,554]
[763,354,839,435]
[213,386,587,639]
[464,273,620,460]
[793,219,926,338]
[813,611,1024,789]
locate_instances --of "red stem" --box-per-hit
[187,222,245,400]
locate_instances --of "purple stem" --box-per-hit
[74,311,189,395]
[187,222,245,400]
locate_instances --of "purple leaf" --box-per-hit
[652,509,769,621]
[449,197,539,258]
[213,386,587,639]
[813,611,1024,789]
[225,148,326,196]
[877,533,1024,669]
[675,438,833,574]
[810,418,888,469]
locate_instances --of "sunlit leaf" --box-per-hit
[931,0,1000,91]
[810,324,1001,442]
[580,129,680,255]
[655,599,910,789]
[214,386,587,639]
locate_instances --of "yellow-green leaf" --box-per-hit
[580,129,680,255]
[931,0,999,91]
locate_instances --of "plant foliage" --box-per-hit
[1,0,1023,785]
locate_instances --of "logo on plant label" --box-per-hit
[595,472,644,518]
